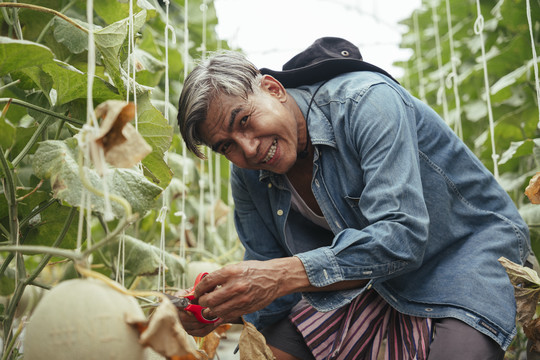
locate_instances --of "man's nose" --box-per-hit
[237,136,258,158]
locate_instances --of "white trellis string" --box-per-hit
[155,0,177,292]
[156,205,168,292]
[128,0,143,177]
[178,0,191,289]
[126,0,133,103]
[474,0,499,179]
[526,0,540,128]
[76,189,88,251]
[114,231,126,286]
[431,0,450,125]
[179,0,190,289]
[76,0,95,254]
[413,10,427,103]
[197,0,208,251]
[444,0,463,139]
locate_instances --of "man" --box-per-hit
[176,37,531,359]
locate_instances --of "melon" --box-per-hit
[23,278,145,360]
[186,261,221,287]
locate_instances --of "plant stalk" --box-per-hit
[0,2,88,33]
[0,98,84,126]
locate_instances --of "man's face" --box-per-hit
[200,76,301,174]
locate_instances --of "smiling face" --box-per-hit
[200,75,307,174]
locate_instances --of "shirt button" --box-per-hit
[277,209,284,216]
[268,183,272,188]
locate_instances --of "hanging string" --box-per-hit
[413,10,427,103]
[156,0,177,292]
[126,0,133,103]
[431,0,450,126]
[526,0,540,128]
[178,0,190,290]
[197,0,208,251]
[444,0,463,139]
[156,205,168,292]
[474,0,499,178]
[76,0,95,254]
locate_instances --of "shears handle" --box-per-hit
[184,303,219,324]
[185,272,220,324]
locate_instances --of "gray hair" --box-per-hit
[177,50,263,158]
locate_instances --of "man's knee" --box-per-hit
[428,318,505,360]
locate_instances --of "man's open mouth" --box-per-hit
[262,139,277,163]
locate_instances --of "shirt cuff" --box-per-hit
[295,248,344,287]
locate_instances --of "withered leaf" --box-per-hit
[498,257,540,325]
[239,318,275,360]
[525,172,540,204]
[93,100,152,170]
[127,297,205,359]
[524,318,540,353]
[201,324,232,359]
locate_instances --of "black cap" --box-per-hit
[259,37,398,88]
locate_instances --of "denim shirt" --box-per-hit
[230,71,531,349]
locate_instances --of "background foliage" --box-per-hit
[397,0,540,357]
[397,0,540,254]
[0,0,241,358]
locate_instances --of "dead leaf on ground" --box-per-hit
[525,172,540,204]
[200,324,232,359]
[239,318,275,360]
[92,100,152,171]
[498,257,540,325]
[499,257,540,352]
[127,297,207,359]
[524,318,540,353]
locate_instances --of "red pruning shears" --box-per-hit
[160,272,220,324]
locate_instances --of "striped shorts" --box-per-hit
[289,288,432,360]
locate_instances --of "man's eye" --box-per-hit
[240,115,249,125]
[221,142,231,154]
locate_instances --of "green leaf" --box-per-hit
[31,138,163,218]
[23,202,79,250]
[498,139,540,165]
[42,60,121,105]
[490,61,532,96]
[0,112,16,151]
[137,93,173,187]
[53,17,91,54]
[0,267,15,296]
[94,0,155,24]
[94,10,147,96]
[108,234,185,283]
[0,37,55,76]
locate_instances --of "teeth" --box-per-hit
[262,139,277,163]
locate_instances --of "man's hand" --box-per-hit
[173,289,231,337]
[193,257,309,320]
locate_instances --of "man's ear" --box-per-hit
[260,75,287,101]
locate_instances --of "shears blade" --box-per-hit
[148,293,190,309]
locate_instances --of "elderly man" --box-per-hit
[176,37,530,360]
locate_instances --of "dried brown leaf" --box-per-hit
[525,172,540,204]
[524,318,540,353]
[201,324,232,359]
[127,297,205,359]
[239,318,275,360]
[498,257,540,325]
[92,100,152,170]
[95,100,135,152]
